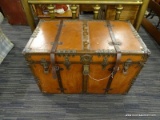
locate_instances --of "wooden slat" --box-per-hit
[28,0,143,5]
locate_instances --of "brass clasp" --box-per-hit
[64,55,71,70]
[40,58,49,74]
[83,41,89,50]
[81,55,92,75]
[83,65,90,75]
[80,54,92,65]
[101,56,108,70]
[123,59,132,74]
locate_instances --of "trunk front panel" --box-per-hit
[108,63,143,94]
[26,53,145,94]
[30,63,61,93]
[59,64,83,94]
[87,64,114,94]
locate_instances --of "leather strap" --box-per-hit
[55,66,65,93]
[50,20,63,79]
[105,21,122,93]
[50,54,57,79]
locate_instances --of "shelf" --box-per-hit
[32,4,79,19]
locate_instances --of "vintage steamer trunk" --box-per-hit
[22,20,150,94]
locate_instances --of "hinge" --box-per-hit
[64,55,71,70]
[95,49,115,57]
[83,65,90,75]
[56,50,76,57]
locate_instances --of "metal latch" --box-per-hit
[83,65,90,75]
[40,58,49,74]
[64,56,71,70]
[101,56,108,70]
[123,59,132,74]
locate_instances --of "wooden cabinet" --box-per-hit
[79,5,94,13]
[21,0,150,32]
[31,4,79,19]
[0,0,28,25]
[106,5,139,25]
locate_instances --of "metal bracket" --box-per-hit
[83,65,90,75]
[40,58,49,74]
[64,55,71,70]
[95,49,113,57]
[80,54,92,65]
[101,56,108,70]
[56,50,76,57]
[83,41,89,50]
[108,41,121,46]
[123,59,132,75]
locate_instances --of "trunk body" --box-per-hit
[23,20,150,94]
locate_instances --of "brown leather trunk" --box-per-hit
[22,20,150,94]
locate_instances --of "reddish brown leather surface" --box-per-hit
[31,63,61,93]
[29,21,60,52]
[57,21,82,50]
